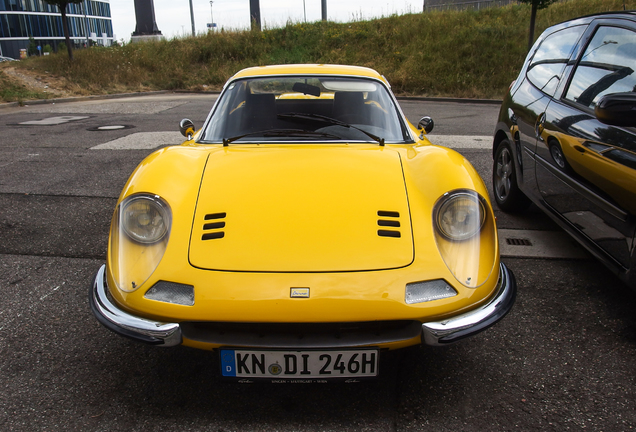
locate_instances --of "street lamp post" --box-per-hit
[210,1,214,31]
[84,0,90,46]
[189,0,195,36]
[250,0,261,31]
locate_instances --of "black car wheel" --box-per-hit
[493,140,531,212]
[548,139,572,173]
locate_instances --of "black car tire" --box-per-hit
[493,139,531,212]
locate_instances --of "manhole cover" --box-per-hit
[88,125,134,131]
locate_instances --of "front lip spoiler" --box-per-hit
[89,265,182,346]
[89,263,515,348]
[421,262,516,346]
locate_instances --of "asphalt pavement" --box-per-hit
[0,94,635,431]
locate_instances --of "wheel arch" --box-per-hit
[493,128,512,159]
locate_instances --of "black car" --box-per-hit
[492,11,636,289]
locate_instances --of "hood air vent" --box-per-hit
[202,212,226,240]
[377,210,401,238]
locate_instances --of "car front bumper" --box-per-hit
[89,263,516,348]
[89,265,182,347]
[421,262,516,345]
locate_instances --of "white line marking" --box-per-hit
[0,282,66,331]
[90,131,184,150]
[426,135,492,149]
[19,116,89,125]
[91,133,492,150]
[39,283,64,301]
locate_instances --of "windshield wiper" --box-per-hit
[277,113,385,146]
[222,129,341,146]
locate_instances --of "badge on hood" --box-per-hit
[290,288,310,298]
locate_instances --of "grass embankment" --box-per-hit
[0,70,49,103]
[3,0,634,102]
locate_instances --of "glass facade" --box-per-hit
[0,0,113,59]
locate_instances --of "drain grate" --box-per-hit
[506,238,532,246]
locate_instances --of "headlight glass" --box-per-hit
[121,195,170,244]
[109,194,172,292]
[432,190,496,288]
[434,191,485,241]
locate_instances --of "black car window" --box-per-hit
[604,148,636,171]
[565,26,636,108]
[527,26,586,95]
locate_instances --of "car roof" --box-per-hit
[230,64,388,84]
[556,10,636,27]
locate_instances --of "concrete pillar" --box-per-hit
[132,0,162,42]
[250,0,261,31]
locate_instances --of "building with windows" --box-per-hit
[0,0,113,59]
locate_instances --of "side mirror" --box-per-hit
[595,92,636,127]
[179,118,195,139]
[418,116,434,134]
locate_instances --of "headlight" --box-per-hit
[121,195,170,244]
[432,190,496,288]
[434,191,485,241]
[109,194,172,292]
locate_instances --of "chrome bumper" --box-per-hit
[89,265,182,346]
[90,263,515,348]
[421,263,516,346]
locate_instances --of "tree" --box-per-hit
[44,0,83,61]
[518,0,557,51]
[28,36,38,56]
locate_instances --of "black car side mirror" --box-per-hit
[595,92,636,127]
[180,119,195,139]
[418,116,434,135]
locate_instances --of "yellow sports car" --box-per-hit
[90,64,515,381]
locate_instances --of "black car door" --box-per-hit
[536,20,636,268]
[508,24,586,194]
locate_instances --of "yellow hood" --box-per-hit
[188,145,414,272]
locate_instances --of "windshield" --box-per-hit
[200,76,410,144]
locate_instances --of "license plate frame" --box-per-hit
[220,348,379,382]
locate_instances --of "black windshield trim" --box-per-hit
[222,129,343,146]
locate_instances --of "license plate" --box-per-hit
[220,348,379,380]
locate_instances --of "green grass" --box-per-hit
[11,0,636,100]
[0,71,49,103]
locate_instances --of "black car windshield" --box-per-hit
[200,76,410,144]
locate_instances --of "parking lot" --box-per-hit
[1,94,635,431]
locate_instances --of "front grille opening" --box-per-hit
[180,320,422,348]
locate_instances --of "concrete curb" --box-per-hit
[0,90,174,108]
[1,91,502,109]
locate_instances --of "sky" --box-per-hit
[108,0,425,42]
